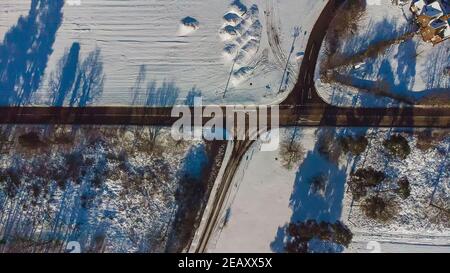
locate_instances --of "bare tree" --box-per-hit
[428,192,450,228]
[141,81,180,153]
[279,128,304,170]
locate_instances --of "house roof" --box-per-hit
[412,0,450,43]
[424,1,445,18]
[430,18,447,28]
[442,18,450,38]
[412,0,428,14]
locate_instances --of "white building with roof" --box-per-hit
[411,0,450,44]
[411,0,428,15]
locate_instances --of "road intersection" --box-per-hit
[0,0,448,253]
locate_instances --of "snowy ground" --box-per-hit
[343,129,450,234]
[0,125,210,253]
[210,127,450,253]
[209,130,312,253]
[348,237,450,253]
[0,0,327,106]
[315,0,450,107]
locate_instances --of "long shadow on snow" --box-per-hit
[47,42,105,107]
[270,129,347,253]
[270,101,396,252]
[0,0,64,106]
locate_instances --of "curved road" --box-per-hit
[192,0,344,253]
[0,0,448,253]
[191,0,448,253]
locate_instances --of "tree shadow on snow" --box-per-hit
[129,65,203,107]
[341,16,448,102]
[271,129,346,253]
[0,0,64,106]
[47,43,105,107]
[271,123,378,252]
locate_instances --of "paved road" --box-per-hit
[193,140,255,253]
[0,104,448,128]
[0,0,448,254]
[190,0,448,253]
[282,0,345,106]
[192,0,343,253]
[0,1,448,129]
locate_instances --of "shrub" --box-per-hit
[339,135,368,156]
[383,134,411,160]
[18,132,47,149]
[362,195,398,222]
[53,132,74,145]
[415,129,447,151]
[285,220,353,253]
[92,174,104,188]
[2,168,22,197]
[333,221,353,247]
[395,177,411,200]
[31,182,42,199]
[310,174,327,196]
[348,167,386,200]
[65,151,83,180]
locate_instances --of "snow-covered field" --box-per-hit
[0,125,211,253]
[315,0,450,107]
[209,129,314,253]
[348,235,450,253]
[210,127,450,253]
[0,0,327,106]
